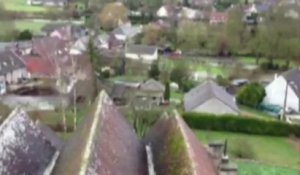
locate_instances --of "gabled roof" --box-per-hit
[144,111,217,175]
[52,91,147,175]
[110,83,128,99]
[126,44,158,55]
[139,79,165,92]
[0,50,26,75]
[112,23,142,38]
[0,108,62,175]
[184,80,239,112]
[282,68,300,97]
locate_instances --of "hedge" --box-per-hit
[182,112,300,137]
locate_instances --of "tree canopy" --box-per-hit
[98,2,129,30]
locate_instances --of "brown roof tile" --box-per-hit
[0,108,62,175]
[52,91,147,175]
[145,111,217,175]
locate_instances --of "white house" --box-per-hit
[264,69,300,111]
[156,6,170,18]
[125,44,158,63]
[184,80,239,115]
[179,7,204,20]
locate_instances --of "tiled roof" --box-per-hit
[139,79,165,92]
[282,68,300,97]
[184,80,239,112]
[0,50,26,75]
[144,111,217,175]
[0,108,62,175]
[52,91,147,175]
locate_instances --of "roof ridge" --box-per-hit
[172,110,198,175]
[78,91,106,175]
[0,108,22,132]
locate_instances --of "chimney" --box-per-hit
[218,157,238,175]
[218,140,238,175]
[208,140,224,166]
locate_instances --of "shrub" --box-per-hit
[231,139,255,159]
[236,83,265,108]
[164,82,170,101]
[148,61,160,80]
[182,112,300,137]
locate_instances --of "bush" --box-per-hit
[17,30,33,41]
[237,83,265,108]
[231,139,255,159]
[260,62,280,71]
[182,112,300,137]
[164,82,170,101]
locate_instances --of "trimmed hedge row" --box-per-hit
[182,112,300,137]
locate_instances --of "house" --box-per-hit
[27,0,67,7]
[0,50,28,84]
[125,44,158,63]
[264,69,300,112]
[135,79,165,107]
[184,80,239,115]
[209,11,228,24]
[110,83,131,105]
[178,7,204,20]
[145,110,237,175]
[156,5,181,18]
[50,24,87,41]
[112,23,142,41]
[0,108,63,175]
[1,90,236,175]
[70,36,89,55]
[94,33,110,49]
[52,91,147,175]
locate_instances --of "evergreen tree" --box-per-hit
[148,61,160,80]
[164,81,170,101]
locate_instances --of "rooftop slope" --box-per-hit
[52,90,147,175]
[0,108,62,175]
[145,111,217,175]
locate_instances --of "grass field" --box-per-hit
[239,105,277,120]
[195,130,300,169]
[238,56,297,68]
[1,0,47,12]
[192,63,229,77]
[0,20,49,34]
[237,161,299,175]
[170,90,183,104]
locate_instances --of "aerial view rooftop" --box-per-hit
[0,0,299,174]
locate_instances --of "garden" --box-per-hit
[195,129,300,174]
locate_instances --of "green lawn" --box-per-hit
[191,64,229,77]
[239,56,259,65]
[239,105,276,121]
[238,56,297,68]
[237,161,299,175]
[1,0,48,12]
[0,20,49,34]
[195,130,300,169]
[170,90,183,104]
